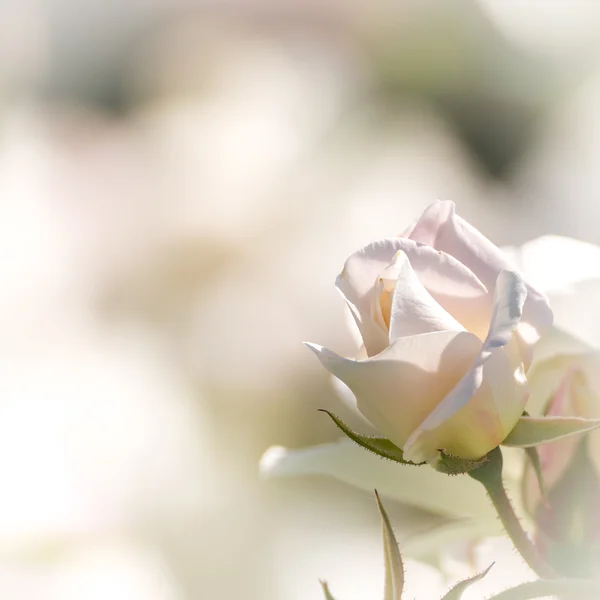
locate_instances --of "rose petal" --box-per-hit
[341,295,389,359]
[529,327,592,373]
[305,330,481,450]
[527,359,577,417]
[336,238,490,354]
[482,271,528,355]
[524,353,600,513]
[406,201,553,347]
[403,271,528,463]
[386,251,464,342]
[330,375,374,428]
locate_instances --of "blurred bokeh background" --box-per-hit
[2,0,600,598]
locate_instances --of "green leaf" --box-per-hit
[503,415,600,447]
[375,490,404,600]
[319,580,337,600]
[435,451,488,475]
[318,410,425,466]
[485,578,600,599]
[260,440,499,520]
[440,563,493,600]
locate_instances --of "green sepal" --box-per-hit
[319,580,337,600]
[503,415,600,448]
[435,451,488,475]
[318,410,425,466]
[375,490,405,600]
[440,563,494,600]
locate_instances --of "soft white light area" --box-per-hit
[0,326,210,551]
[137,32,355,245]
[0,2,48,85]
[0,107,166,314]
[515,72,600,242]
[0,113,213,554]
[0,540,182,600]
[271,518,444,600]
[513,73,600,346]
[479,0,600,55]
[507,235,600,294]
[445,537,540,600]
[4,4,595,596]
[185,107,502,389]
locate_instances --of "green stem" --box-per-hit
[468,447,557,580]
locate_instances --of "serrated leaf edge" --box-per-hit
[440,563,494,600]
[318,410,425,465]
[375,490,405,600]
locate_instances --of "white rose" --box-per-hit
[307,201,553,464]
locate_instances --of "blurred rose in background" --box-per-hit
[3,0,600,598]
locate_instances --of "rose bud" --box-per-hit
[523,332,600,576]
[306,201,553,465]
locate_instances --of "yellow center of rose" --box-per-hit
[375,276,397,331]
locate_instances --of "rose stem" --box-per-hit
[468,446,557,580]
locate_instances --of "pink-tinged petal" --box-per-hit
[407,202,511,293]
[404,200,456,247]
[336,238,490,351]
[526,329,592,415]
[403,271,528,463]
[575,353,600,418]
[523,353,600,529]
[406,201,553,347]
[386,251,464,342]
[398,220,417,238]
[523,368,595,515]
[304,330,481,450]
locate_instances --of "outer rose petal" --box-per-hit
[526,328,592,414]
[336,238,490,355]
[304,330,482,451]
[403,271,528,463]
[406,201,553,350]
[529,327,592,372]
[573,353,600,476]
